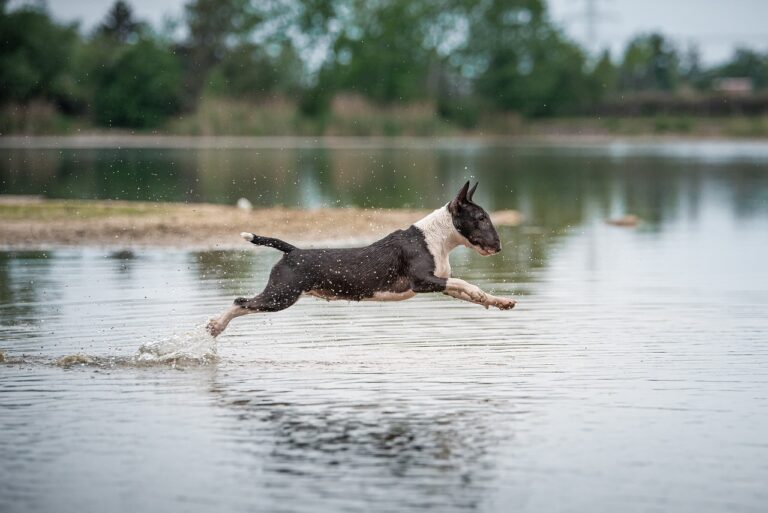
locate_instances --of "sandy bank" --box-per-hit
[0,197,522,250]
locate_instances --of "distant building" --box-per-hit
[713,77,754,95]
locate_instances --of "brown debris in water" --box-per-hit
[606,214,641,227]
[492,209,524,226]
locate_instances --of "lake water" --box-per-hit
[1,140,768,513]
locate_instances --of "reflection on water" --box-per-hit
[2,141,768,219]
[1,141,768,513]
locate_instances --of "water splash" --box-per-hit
[136,324,218,365]
[0,326,218,369]
[57,354,97,367]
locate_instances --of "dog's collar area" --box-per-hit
[415,206,473,249]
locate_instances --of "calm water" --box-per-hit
[1,140,768,513]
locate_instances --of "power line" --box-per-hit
[559,0,617,53]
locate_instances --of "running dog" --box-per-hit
[207,181,516,336]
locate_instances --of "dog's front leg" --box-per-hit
[444,278,516,310]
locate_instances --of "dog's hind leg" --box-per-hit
[207,304,250,337]
[207,282,302,337]
[232,282,302,312]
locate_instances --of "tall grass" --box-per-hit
[0,101,77,135]
[3,96,768,137]
[165,95,463,136]
[166,96,301,136]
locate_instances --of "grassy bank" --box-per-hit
[169,103,768,138]
[528,115,768,138]
[5,97,768,138]
[0,197,522,249]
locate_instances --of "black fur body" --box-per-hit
[235,225,445,311]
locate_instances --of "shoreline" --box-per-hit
[0,197,522,250]
[3,133,768,150]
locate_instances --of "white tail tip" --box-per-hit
[240,232,254,242]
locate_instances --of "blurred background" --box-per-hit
[2,0,768,137]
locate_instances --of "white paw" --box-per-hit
[206,319,224,337]
[494,297,516,310]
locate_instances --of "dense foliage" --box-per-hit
[2,0,767,130]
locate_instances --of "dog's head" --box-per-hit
[448,181,501,256]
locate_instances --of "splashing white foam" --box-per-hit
[136,324,218,364]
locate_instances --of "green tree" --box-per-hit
[93,39,182,128]
[619,33,680,91]
[206,42,303,99]
[180,0,264,107]
[0,5,79,105]
[465,0,590,116]
[96,1,143,43]
[329,0,437,104]
[680,45,704,89]
[590,50,618,96]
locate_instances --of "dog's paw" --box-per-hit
[206,319,224,337]
[495,297,516,310]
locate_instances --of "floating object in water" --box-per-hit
[236,197,253,211]
[0,350,5,363]
[109,249,136,260]
[491,210,523,226]
[137,324,218,364]
[606,214,640,227]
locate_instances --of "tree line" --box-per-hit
[2,0,768,130]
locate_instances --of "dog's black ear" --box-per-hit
[454,181,470,204]
[468,182,478,202]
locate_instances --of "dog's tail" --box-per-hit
[240,232,298,253]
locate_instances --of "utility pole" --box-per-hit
[585,0,597,48]
[554,0,617,56]
[579,0,614,55]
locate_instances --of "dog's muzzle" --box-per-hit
[476,244,501,256]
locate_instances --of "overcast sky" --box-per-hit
[38,0,768,65]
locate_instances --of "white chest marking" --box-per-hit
[432,253,451,279]
[413,205,468,279]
